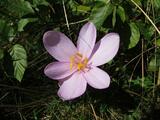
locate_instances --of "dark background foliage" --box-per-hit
[0,0,160,119]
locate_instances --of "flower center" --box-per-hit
[70,52,88,71]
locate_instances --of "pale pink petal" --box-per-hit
[84,67,110,89]
[43,31,77,62]
[58,76,70,87]
[89,33,120,66]
[44,62,77,80]
[77,22,96,58]
[58,72,87,101]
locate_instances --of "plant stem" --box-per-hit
[130,0,160,35]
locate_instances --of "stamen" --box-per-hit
[83,58,88,66]
[77,63,84,71]
[76,52,83,58]
[69,52,89,71]
[70,56,74,70]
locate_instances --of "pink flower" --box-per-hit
[43,22,120,101]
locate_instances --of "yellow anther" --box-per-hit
[70,56,75,70]
[77,62,84,71]
[69,52,89,71]
[76,52,83,58]
[83,58,88,65]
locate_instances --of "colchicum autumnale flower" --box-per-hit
[43,22,120,100]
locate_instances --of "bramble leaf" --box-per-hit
[128,22,140,49]
[0,19,15,42]
[18,18,38,32]
[10,44,27,82]
[89,2,113,29]
[117,5,126,22]
[7,0,34,18]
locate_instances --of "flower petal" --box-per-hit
[43,31,77,62]
[77,22,96,58]
[84,67,110,89]
[58,72,87,101]
[89,33,120,66]
[58,75,71,87]
[44,62,76,80]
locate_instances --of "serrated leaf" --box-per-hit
[117,5,126,22]
[7,0,34,18]
[112,6,116,28]
[18,18,38,31]
[128,22,140,49]
[0,19,15,42]
[89,2,113,29]
[10,44,27,82]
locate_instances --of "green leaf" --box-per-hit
[117,5,126,22]
[148,58,157,72]
[76,5,91,13]
[32,0,49,7]
[99,27,109,33]
[0,19,15,42]
[7,0,34,18]
[112,6,117,28]
[89,2,113,29]
[156,38,160,47]
[82,0,110,5]
[148,56,160,72]
[143,25,155,40]
[68,0,91,14]
[130,77,153,89]
[153,0,160,9]
[136,21,155,40]
[10,44,27,82]
[94,0,111,5]
[128,22,140,49]
[18,18,38,32]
